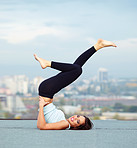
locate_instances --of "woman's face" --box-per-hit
[68,115,85,128]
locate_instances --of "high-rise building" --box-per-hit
[1,75,29,95]
[98,68,108,82]
[14,75,29,95]
[1,76,16,94]
[0,95,27,113]
[29,76,43,94]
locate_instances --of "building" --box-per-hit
[1,76,16,94]
[14,75,29,95]
[0,75,29,95]
[0,95,27,113]
[29,76,43,94]
[98,68,108,82]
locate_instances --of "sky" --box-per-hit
[0,0,137,80]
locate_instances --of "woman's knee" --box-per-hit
[74,64,82,76]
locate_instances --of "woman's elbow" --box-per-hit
[37,126,43,130]
[39,126,47,130]
[37,124,46,130]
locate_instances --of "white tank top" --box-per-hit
[38,103,70,129]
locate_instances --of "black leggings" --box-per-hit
[39,46,96,98]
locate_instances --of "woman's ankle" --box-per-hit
[47,61,51,67]
[94,44,100,51]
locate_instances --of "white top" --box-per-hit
[38,103,70,129]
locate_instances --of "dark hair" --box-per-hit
[69,116,94,130]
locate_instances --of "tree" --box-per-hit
[113,103,124,111]
[128,106,137,112]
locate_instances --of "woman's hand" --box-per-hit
[39,96,49,108]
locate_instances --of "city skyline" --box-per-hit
[0,0,137,79]
[1,66,136,80]
[0,68,137,96]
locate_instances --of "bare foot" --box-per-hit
[34,54,51,69]
[94,39,117,51]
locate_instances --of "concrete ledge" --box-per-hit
[0,120,137,148]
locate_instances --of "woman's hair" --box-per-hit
[69,116,94,130]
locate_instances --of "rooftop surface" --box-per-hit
[0,120,137,148]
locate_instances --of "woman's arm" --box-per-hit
[37,106,46,129]
[37,97,69,130]
[37,97,49,129]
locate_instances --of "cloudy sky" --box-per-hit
[0,0,137,80]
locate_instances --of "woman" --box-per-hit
[34,39,117,130]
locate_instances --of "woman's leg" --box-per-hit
[50,39,117,71]
[38,64,82,98]
[35,39,117,98]
[34,39,116,71]
[73,39,117,67]
[34,55,82,98]
[34,54,77,72]
[73,46,96,67]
